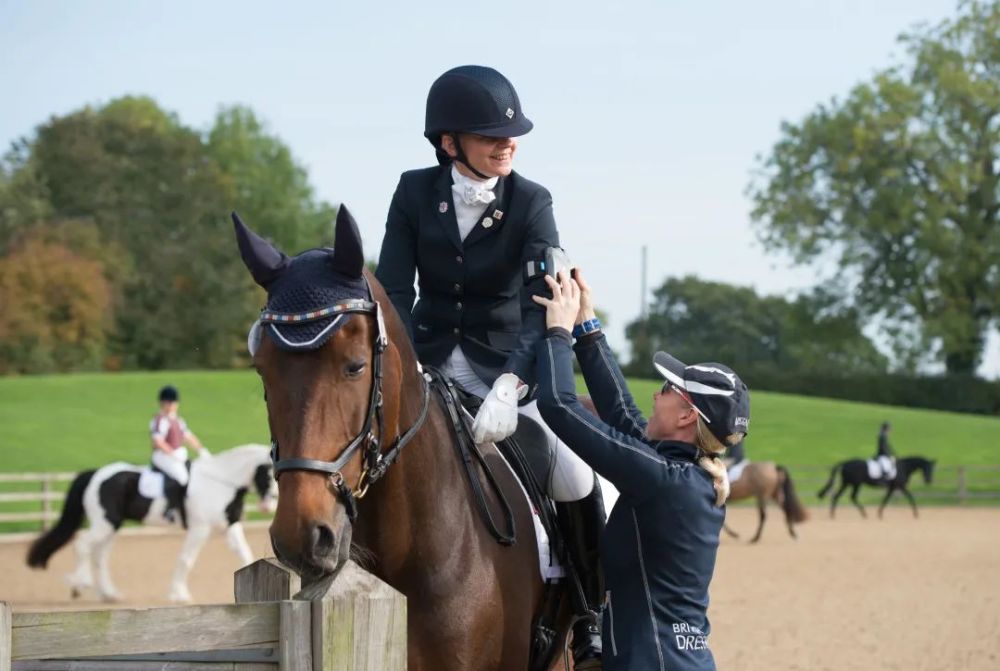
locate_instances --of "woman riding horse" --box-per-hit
[375,65,604,668]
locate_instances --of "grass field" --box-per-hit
[1,370,998,473]
[3,369,997,533]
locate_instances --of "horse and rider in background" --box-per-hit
[26,443,277,603]
[722,439,809,543]
[817,421,936,518]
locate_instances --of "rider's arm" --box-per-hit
[183,431,204,452]
[150,417,174,453]
[502,186,559,387]
[573,332,648,441]
[375,175,417,340]
[535,331,676,499]
[152,436,174,453]
[176,417,205,453]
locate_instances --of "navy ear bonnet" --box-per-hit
[235,206,373,354]
[251,250,370,352]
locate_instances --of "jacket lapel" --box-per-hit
[433,167,463,253]
[462,175,509,248]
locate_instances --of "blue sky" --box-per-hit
[3,0,995,376]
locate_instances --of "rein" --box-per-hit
[264,281,431,523]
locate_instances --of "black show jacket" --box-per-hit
[376,165,559,388]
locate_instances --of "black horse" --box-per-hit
[817,456,935,519]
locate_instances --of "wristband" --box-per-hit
[572,318,602,339]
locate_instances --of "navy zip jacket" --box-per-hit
[535,331,723,671]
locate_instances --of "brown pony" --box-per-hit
[235,207,567,671]
[723,462,808,543]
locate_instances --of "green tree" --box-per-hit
[0,139,54,254]
[624,276,887,376]
[782,287,890,374]
[208,106,335,254]
[0,234,112,373]
[0,97,338,372]
[748,0,1000,374]
[25,97,248,369]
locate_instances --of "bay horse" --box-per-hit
[235,207,569,671]
[817,456,935,518]
[26,444,277,602]
[722,462,808,543]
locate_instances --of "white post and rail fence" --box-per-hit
[0,472,275,532]
[0,558,406,670]
[3,465,999,532]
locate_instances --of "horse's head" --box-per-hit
[923,459,936,485]
[235,207,411,582]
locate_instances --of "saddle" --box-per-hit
[425,368,569,671]
[148,460,192,527]
[867,456,897,481]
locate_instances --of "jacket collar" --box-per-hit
[433,164,511,251]
[653,440,701,463]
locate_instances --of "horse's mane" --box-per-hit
[198,443,270,474]
[365,269,421,376]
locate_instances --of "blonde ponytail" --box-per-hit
[694,418,743,507]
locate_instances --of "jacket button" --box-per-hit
[455,302,463,310]
[453,328,460,335]
[453,283,461,293]
[456,255,463,264]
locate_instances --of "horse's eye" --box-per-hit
[345,360,366,378]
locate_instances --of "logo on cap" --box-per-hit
[735,417,749,428]
[505,108,514,119]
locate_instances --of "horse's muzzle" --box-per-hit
[271,520,352,582]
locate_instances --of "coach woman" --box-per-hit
[533,270,750,671]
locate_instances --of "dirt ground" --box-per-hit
[2,507,999,670]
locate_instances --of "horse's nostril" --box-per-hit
[311,523,337,558]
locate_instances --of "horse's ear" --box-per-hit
[329,204,364,279]
[233,212,289,288]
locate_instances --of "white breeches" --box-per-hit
[444,346,595,502]
[152,448,189,485]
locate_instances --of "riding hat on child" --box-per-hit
[158,385,179,403]
[653,352,750,445]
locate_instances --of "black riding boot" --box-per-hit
[557,476,607,671]
[163,477,188,528]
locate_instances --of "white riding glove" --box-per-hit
[472,373,527,444]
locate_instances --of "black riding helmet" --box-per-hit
[158,385,179,403]
[424,65,533,178]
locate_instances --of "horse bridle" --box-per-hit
[261,280,430,523]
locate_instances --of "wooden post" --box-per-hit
[957,466,968,504]
[280,600,314,671]
[235,559,311,671]
[1,602,12,671]
[235,558,301,603]
[303,561,406,671]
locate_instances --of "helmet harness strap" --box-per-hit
[448,132,492,180]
